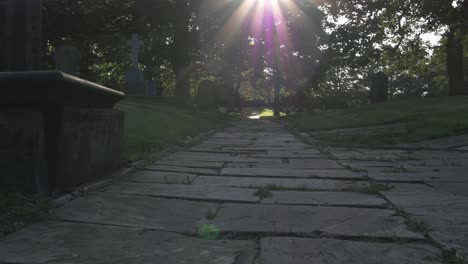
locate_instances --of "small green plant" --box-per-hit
[393,207,431,234]
[205,209,217,220]
[197,224,220,240]
[440,249,467,264]
[254,186,273,199]
[405,218,430,233]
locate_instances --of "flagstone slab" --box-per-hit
[369,172,468,183]
[226,159,343,170]
[221,167,365,179]
[262,191,388,207]
[51,193,217,232]
[220,147,309,151]
[427,181,468,196]
[210,203,423,239]
[242,152,325,159]
[187,147,262,154]
[193,176,367,190]
[107,182,259,203]
[155,159,225,169]
[123,170,197,184]
[340,160,398,168]
[382,183,468,258]
[141,165,219,175]
[260,237,441,264]
[0,221,256,264]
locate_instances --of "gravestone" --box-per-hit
[54,45,81,75]
[123,34,146,95]
[370,71,389,103]
[0,0,43,71]
[145,80,161,97]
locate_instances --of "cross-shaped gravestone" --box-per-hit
[126,34,144,70]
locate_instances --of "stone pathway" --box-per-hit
[1,120,467,263]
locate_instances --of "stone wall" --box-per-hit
[0,107,124,194]
[0,108,49,194]
[54,108,124,191]
[0,71,126,195]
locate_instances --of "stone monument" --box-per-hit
[0,0,126,195]
[370,71,389,103]
[0,0,43,71]
[145,79,162,97]
[54,45,81,75]
[124,34,146,95]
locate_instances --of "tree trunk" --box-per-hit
[173,0,191,98]
[447,26,465,96]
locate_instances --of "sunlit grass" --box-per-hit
[259,108,286,117]
[286,97,468,145]
[116,97,232,161]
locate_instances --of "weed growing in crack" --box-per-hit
[205,209,218,220]
[254,186,273,199]
[393,207,431,234]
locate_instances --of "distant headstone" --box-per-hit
[54,45,81,75]
[0,0,43,71]
[370,72,389,103]
[124,34,146,95]
[145,80,161,97]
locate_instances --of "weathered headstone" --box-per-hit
[54,45,81,75]
[145,80,161,97]
[123,34,146,95]
[0,0,43,71]
[370,71,389,103]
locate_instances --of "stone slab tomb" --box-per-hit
[0,71,125,194]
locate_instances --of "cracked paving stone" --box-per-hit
[382,183,468,258]
[209,203,423,239]
[107,182,260,203]
[221,167,365,179]
[260,237,441,264]
[369,171,468,183]
[192,176,368,190]
[154,159,225,169]
[123,170,197,184]
[261,191,388,207]
[140,165,219,175]
[0,221,256,264]
[51,193,217,233]
[226,159,344,170]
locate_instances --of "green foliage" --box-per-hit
[253,186,273,199]
[196,224,220,240]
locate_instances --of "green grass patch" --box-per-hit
[259,108,286,117]
[253,186,273,199]
[196,224,220,240]
[0,190,52,236]
[205,209,218,220]
[116,97,233,161]
[286,97,468,146]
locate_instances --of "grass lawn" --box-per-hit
[285,97,468,146]
[116,97,233,161]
